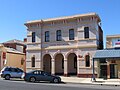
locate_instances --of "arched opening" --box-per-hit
[67,53,77,75]
[43,54,51,74]
[55,54,64,75]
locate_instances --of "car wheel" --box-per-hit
[5,75,10,80]
[29,77,36,82]
[53,78,59,83]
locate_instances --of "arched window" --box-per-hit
[85,55,90,67]
[31,56,35,67]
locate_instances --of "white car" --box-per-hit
[0,66,25,80]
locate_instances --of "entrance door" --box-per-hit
[100,65,107,78]
[110,64,118,78]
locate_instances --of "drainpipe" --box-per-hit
[40,20,43,70]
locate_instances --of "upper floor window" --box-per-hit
[45,31,50,42]
[84,27,89,38]
[85,55,90,67]
[32,32,36,42]
[31,56,35,67]
[56,30,62,41]
[69,29,74,40]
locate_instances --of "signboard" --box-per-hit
[112,38,120,47]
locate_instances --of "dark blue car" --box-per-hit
[23,70,61,83]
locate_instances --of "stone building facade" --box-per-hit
[25,13,103,77]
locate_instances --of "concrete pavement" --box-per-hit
[60,76,120,86]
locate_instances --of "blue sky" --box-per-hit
[0,0,120,47]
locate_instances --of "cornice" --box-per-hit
[25,13,101,26]
[26,45,97,51]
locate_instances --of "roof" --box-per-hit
[5,47,25,54]
[106,34,120,38]
[25,13,101,24]
[3,39,26,45]
[93,49,120,59]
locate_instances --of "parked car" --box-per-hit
[0,66,25,80]
[22,70,61,83]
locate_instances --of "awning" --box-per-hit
[93,49,120,59]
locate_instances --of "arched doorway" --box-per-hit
[55,54,64,75]
[67,53,77,75]
[43,54,51,74]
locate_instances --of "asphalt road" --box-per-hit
[0,78,120,90]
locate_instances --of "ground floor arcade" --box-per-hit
[26,49,97,78]
[42,53,77,76]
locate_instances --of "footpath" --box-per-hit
[60,76,120,86]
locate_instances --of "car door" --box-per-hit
[10,68,18,78]
[16,68,24,78]
[41,71,52,81]
[32,71,43,81]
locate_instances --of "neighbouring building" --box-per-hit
[93,34,120,79]
[0,39,26,71]
[25,13,103,77]
[3,39,26,53]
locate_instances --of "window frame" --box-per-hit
[32,32,36,42]
[84,27,89,39]
[56,30,62,41]
[45,31,50,42]
[69,29,74,40]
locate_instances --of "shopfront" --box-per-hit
[93,49,120,79]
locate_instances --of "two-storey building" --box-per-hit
[25,13,103,77]
[0,39,26,71]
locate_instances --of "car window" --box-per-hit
[41,71,45,75]
[5,68,11,71]
[33,71,40,75]
[17,68,23,72]
[41,71,49,76]
[11,68,18,72]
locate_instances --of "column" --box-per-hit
[107,61,110,79]
[51,58,55,75]
[64,58,68,77]
[77,58,80,77]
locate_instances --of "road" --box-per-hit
[0,78,120,90]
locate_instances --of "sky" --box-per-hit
[0,0,120,47]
